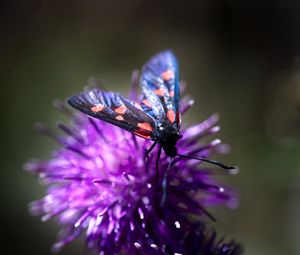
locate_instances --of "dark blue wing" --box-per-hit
[68,88,156,139]
[140,50,181,127]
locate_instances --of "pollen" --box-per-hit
[115,105,127,114]
[91,104,105,112]
[161,69,175,81]
[154,88,165,96]
[116,115,124,121]
[167,109,175,123]
[137,122,153,132]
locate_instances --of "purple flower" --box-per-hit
[25,87,241,254]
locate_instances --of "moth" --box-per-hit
[68,50,234,204]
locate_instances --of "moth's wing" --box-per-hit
[68,88,156,139]
[140,50,181,127]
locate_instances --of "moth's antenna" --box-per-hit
[176,154,237,172]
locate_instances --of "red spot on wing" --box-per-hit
[142,99,152,108]
[169,90,175,97]
[161,70,175,81]
[116,115,124,121]
[154,88,165,96]
[167,109,175,123]
[115,105,127,114]
[137,122,153,132]
[91,104,105,112]
[176,111,181,125]
[133,122,153,139]
[134,131,151,139]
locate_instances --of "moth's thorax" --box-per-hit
[155,119,180,157]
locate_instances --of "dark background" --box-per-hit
[2,1,300,254]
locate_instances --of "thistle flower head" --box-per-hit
[25,87,241,254]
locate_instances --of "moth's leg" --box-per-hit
[155,145,162,181]
[145,141,157,160]
[131,133,138,149]
[143,142,157,174]
[160,157,173,207]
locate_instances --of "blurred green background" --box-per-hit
[2,1,300,254]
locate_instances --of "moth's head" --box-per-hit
[157,120,180,140]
